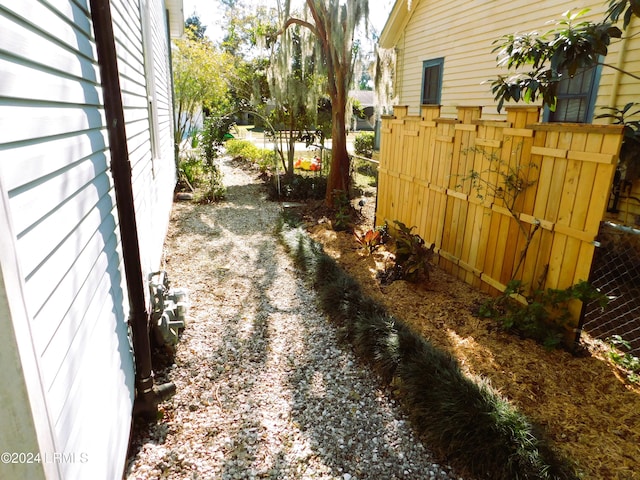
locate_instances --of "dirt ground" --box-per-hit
[293,198,640,480]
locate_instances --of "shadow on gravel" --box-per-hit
[126,166,456,479]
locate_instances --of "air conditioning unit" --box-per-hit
[149,271,189,347]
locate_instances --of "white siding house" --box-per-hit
[0,0,183,478]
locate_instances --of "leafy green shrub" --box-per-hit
[177,151,225,202]
[354,156,378,180]
[225,139,277,172]
[607,335,640,384]
[277,224,578,480]
[479,280,607,349]
[332,190,353,232]
[201,115,235,165]
[178,154,206,188]
[190,115,232,203]
[267,173,327,201]
[257,150,278,173]
[225,139,261,160]
[380,221,434,283]
[596,102,640,182]
[200,162,226,203]
[354,131,375,158]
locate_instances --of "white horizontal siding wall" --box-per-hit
[112,0,176,284]
[145,0,178,272]
[0,1,134,479]
[0,183,53,480]
[394,0,638,119]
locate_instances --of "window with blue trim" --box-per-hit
[421,58,444,105]
[547,65,602,123]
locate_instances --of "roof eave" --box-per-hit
[379,0,420,49]
[165,0,184,38]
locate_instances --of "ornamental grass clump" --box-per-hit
[277,222,578,480]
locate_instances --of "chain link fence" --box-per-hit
[582,222,640,355]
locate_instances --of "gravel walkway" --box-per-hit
[124,158,466,480]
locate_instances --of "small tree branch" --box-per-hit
[599,62,640,81]
[273,17,319,39]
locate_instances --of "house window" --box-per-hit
[140,0,161,167]
[421,58,444,105]
[547,66,601,123]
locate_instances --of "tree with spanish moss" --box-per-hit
[272,0,369,206]
[267,22,326,178]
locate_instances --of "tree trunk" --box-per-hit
[325,87,350,206]
[286,112,296,178]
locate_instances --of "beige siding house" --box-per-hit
[379,0,640,224]
[0,0,183,478]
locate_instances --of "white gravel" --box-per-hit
[124,157,467,480]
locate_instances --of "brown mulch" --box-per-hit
[294,199,640,480]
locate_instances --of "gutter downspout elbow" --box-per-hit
[90,0,175,419]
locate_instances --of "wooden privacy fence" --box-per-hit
[376,105,624,335]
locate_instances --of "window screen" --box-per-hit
[548,67,601,123]
[421,58,444,105]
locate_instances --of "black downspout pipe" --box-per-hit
[90,0,175,418]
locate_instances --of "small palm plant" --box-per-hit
[354,227,385,254]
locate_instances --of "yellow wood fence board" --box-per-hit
[586,163,617,230]
[475,138,502,148]
[454,200,471,265]
[567,150,616,164]
[519,213,554,231]
[532,158,554,220]
[531,146,567,159]
[558,236,581,290]
[545,160,568,223]
[466,207,489,283]
[491,204,512,218]
[500,218,521,283]
[503,128,534,137]
[553,224,597,243]
[483,211,502,280]
[572,161,597,231]
[459,259,483,277]
[574,242,595,283]
[546,235,568,289]
[473,120,512,128]
[532,123,623,134]
[556,158,582,227]
[439,249,460,265]
[477,205,493,267]
[480,273,507,292]
[447,189,468,201]
[520,223,545,289]
[377,106,624,328]
[455,123,478,132]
